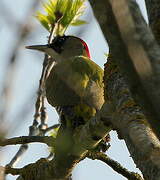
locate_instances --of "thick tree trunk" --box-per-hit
[88,0,160,179]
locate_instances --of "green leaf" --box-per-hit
[49,127,59,138]
[36,0,87,35]
[47,14,56,25]
[43,3,54,16]
[36,12,50,31]
[71,19,87,26]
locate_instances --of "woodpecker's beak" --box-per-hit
[25,44,48,52]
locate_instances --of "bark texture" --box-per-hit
[145,0,160,44]
[89,0,160,139]
[88,0,160,179]
[104,56,160,180]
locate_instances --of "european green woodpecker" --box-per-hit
[26,35,104,129]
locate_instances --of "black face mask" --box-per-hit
[49,35,69,53]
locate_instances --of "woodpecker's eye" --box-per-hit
[49,36,68,53]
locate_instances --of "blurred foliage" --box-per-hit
[36,0,87,35]
[49,127,59,138]
[49,127,59,153]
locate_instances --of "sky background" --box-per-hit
[0,0,147,179]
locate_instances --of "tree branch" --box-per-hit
[145,0,160,45]
[5,158,72,180]
[87,1,160,178]
[104,55,160,180]
[87,151,143,180]
[5,166,24,176]
[0,136,55,147]
[88,0,160,139]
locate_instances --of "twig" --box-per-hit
[7,144,28,168]
[8,14,62,168]
[0,136,55,147]
[7,24,57,169]
[34,24,56,134]
[36,17,64,134]
[6,0,41,167]
[5,166,23,176]
[5,158,51,179]
[87,151,143,180]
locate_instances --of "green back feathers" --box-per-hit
[71,56,103,86]
[46,56,104,110]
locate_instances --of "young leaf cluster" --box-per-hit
[36,0,87,36]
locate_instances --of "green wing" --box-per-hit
[46,56,104,110]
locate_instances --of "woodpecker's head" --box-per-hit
[26,35,90,61]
